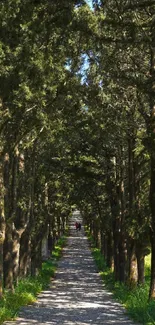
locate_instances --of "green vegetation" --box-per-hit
[91,244,155,325]
[0,235,66,325]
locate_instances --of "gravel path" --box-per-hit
[4,210,137,325]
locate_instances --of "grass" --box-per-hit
[93,248,155,324]
[0,235,66,324]
[85,228,155,325]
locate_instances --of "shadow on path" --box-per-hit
[4,210,137,325]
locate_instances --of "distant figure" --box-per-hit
[78,222,81,231]
[75,221,79,231]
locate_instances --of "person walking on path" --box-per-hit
[78,222,81,230]
[75,221,79,231]
[75,221,81,231]
[4,211,137,325]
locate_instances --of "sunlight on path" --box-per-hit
[4,210,137,325]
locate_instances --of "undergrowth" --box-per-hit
[85,228,155,325]
[0,235,66,324]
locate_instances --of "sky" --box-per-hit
[85,0,93,9]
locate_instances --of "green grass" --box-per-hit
[145,254,151,279]
[0,235,66,324]
[86,230,155,325]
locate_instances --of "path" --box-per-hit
[5,210,137,325]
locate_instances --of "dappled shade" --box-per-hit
[5,211,136,325]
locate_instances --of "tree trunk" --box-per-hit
[149,121,155,298]
[42,224,49,260]
[126,240,138,288]
[31,240,42,277]
[118,236,126,283]
[119,151,126,282]
[3,223,14,291]
[57,214,61,237]
[0,152,5,298]
[3,149,19,291]
[147,20,155,298]
[19,229,31,277]
[113,220,120,282]
[12,226,25,286]
[103,234,107,261]
[106,231,113,268]
[100,230,105,254]
[136,252,145,285]
[149,227,155,298]
[31,220,48,276]
[92,216,100,248]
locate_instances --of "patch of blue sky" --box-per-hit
[85,0,93,9]
[85,0,102,9]
[64,55,90,81]
[65,58,72,71]
[78,54,90,84]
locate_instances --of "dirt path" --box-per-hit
[4,210,137,325]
